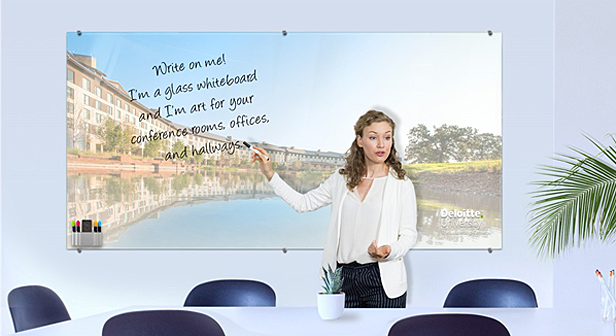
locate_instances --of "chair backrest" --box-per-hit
[388,313,511,336]
[102,310,225,336]
[7,285,71,332]
[184,279,276,307]
[443,278,538,308]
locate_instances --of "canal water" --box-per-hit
[67,171,501,249]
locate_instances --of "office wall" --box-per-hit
[552,0,616,318]
[1,0,555,334]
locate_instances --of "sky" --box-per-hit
[67,32,502,154]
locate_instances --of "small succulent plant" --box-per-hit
[321,264,343,294]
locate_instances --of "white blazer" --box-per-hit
[267,168,417,299]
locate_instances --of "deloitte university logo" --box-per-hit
[439,208,485,236]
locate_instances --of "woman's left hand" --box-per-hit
[368,240,391,259]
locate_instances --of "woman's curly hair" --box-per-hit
[339,110,406,190]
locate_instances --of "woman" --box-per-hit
[252,110,417,308]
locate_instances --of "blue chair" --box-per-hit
[102,310,225,336]
[184,279,276,307]
[388,313,511,336]
[443,278,538,308]
[8,285,71,332]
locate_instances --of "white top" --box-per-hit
[338,176,386,264]
[266,169,417,298]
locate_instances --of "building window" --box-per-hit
[83,108,91,120]
[125,103,129,111]
[67,102,74,114]
[116,98,122,108]
[95,100,101,110]
[83,95,90,105]
[97,113,103,123]
[67,87,74,99]
[95,87,102,97]
[82,77,91,92]
[107,106,113,115]
[132,107,136,115]
[117,111,121,119]
[107,93,113,103]
[68,69,75,83]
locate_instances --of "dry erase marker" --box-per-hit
[98,221,103,246]
[93,221,98,245]
[243,141,269,161]
[596,270,616,305]
[97,221,102,246]
[72,221,76,246]
[76,220,81,246]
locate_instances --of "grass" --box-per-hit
[404,160,501,179]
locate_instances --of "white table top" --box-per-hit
[5,306,615,336]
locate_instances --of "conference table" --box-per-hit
[5,306,615,336]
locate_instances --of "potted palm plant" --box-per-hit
[317,265,345,320]
[528,135,616,257]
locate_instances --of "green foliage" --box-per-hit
[171,140,188,161]
[144,139,163,158]
[119,124,138,154]
[98,119,137,154]
[98,119,122,153]
[68,148,81,155]
[405,124,502,164]
[321,265,343,294]
[404,160,501,179]
[528,135,616,258]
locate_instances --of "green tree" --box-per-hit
[405,124,437,163]
[119,123,138,155]
[467,133,502,161]
[98,119,123,154]
[171,140,188,161]
[405,123,501,163]
[431,124,476,163]
[144,139,163,158]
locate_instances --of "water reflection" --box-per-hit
[67,170,502,249]
[67,169,331,248]
[415,187,502,248]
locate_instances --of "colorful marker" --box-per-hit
[98,221,103,246]
[76,220,81,246]
[72,221,76,246]
[596,270,616,306]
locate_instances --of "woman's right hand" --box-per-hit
[252,146,275,181]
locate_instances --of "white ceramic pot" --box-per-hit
[317,292,345,320]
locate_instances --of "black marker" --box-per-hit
[243,141,269,161]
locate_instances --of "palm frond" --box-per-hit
[528,134,616,258]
